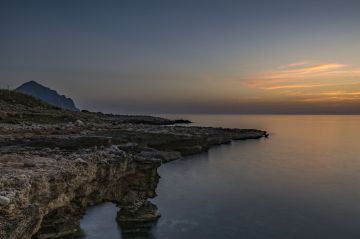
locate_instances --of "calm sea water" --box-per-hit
[75,115,360,239]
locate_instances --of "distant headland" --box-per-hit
[16,81,79,112]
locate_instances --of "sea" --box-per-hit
[70,115,360,239]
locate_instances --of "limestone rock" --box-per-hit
[0,196,10,206]
[0,103,267,239]
[74,158,87,164]
[75,120,85,126]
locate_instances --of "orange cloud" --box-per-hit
[276,89,360,103]
[246,61,360,90]
[264,84,324,90]
[243,61,360,104]
[279,61,309,69]
[262,81,360,90]
[317,90,360,96]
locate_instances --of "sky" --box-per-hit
[1,0,360,114]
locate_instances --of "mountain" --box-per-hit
[16,81,79,111]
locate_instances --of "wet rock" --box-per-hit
[117,201,161,237]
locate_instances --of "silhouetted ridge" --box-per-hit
[16,81,79,111]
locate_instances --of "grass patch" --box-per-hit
[0,89,58,109]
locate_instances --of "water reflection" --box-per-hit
[74,115,360,239]
[67,203,158,239]
[120,221,157,239]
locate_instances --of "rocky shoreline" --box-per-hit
[0,120,267,239]
[0,91,267,239]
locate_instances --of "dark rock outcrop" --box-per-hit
[16,81,79,111]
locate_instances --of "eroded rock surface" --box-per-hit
[0,146,160,239]
[0,118,267,239]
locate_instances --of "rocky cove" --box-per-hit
[0,91,267,239]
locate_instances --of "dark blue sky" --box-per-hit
[1,0,360,114]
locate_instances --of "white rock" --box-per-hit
[75,158,87,164]
[108,145,120,152]
[0,196,10,206]
[75,120,85,126]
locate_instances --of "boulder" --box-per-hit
[75,120,85,126]
[0,196,10,206]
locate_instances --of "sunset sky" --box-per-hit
[1,0,360,114]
